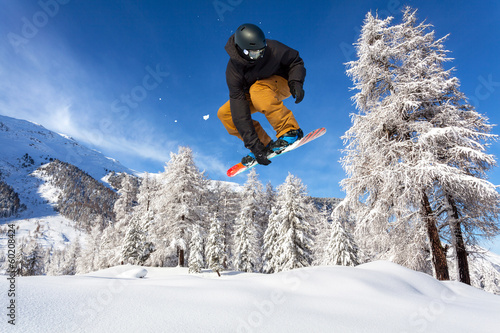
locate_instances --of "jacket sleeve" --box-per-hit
[226,61,264,153]
[279,43,306,84]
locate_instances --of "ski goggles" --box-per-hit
[243,47,266,60]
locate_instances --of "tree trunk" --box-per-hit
[178,248,184,267]
[422,192,450,280]
[447,195,471,285]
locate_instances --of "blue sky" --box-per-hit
[1,0,500,251]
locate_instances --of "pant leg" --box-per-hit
[217,99,273,146]
[249,75,300,139]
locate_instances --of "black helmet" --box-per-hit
[234,23,266,60]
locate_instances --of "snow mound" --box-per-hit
[117,268,148,279]
[2,261,499,333]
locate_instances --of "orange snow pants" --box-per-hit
[217,75,300,147]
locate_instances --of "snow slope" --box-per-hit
[0,114,133,218]
[0,114,134,182]
[0,215,85,252]
[1,261,499,333]
[0,115,136,249]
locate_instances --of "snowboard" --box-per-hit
[226,127,326,177]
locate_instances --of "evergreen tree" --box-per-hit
[188,224,205,274]
[313,206,333,265]
[60,240,81,275]
[77,224,102,274]
[98,225,120,268]
[209,182,239,269]
[121,217,147,265]
[150,146,206,267]
[23,240,45,276]
[273,173,314,272]
[46,248,64,276]
[262,207,280,274]
[341,8,500,280]
[205,214,226,276]
[233,169,265,272]
[132,173,157,265]
[262,181,276,231]
[114,173,139,223]
[323,215,359,266]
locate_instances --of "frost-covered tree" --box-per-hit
[188,224,205,274]
[341,8,499,280]
[121,217,148,265]
[272,174,314,272]
[60,240,81,275]
[22,240,45,276]
[97,225,120,268]
[131,173,158,265]
[150,146,207,267]
[113,174,138,223]
[205,214,226,276]
[102,174,140,265]
[262,181,276,230]
[323,215,359,266]
[208,182,237,269]
[77,224,102,273]
[233,169,265,272]
[262,207,281,274]
[312,206,331,265]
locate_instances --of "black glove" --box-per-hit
[288,81,305,104]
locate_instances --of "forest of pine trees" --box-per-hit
[2,147,354,280]
[0,179,25,218]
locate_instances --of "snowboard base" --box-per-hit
[226,127,326,177]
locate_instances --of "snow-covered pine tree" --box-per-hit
[97,224,120,268]
[60,240,81,275]
[233,169,265,272]
[393,8,499,283]
[77,224,102,274]
[132,173,157,265]
[113,174,138,223]
[46,248,64,276]
[341,8,500,280]
[273,173,314,272]
[188,224,205,274]
[205,213,226,276]
[22,240,45,276]
[151,146,206,267]
[121,217,147,265]
[208,182,237,269]
[101,173,140,265]
[323,214,359,266]
[262,207,280,274]
[313,206,333,265]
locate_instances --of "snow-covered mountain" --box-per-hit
[0,114,134,218]
[0,114,137,251]
[0,114,133,182]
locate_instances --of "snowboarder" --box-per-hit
[217,23,306,166]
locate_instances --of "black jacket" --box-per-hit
[225,34,306,153]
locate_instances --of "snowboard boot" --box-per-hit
[270,128,304,154]
[241,142,273,166]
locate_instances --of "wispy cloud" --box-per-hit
[0,32,189,171]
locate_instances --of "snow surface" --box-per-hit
[0,215,84,252]
[1,261,499,333]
